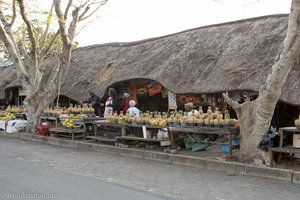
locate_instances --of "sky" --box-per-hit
[49,0,292,46]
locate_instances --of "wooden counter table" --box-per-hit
[49,127,86,140]
[169,126,240,157]
[269,127,300,165]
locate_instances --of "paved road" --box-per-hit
[0,137,299,200]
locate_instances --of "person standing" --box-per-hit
[104,88,119,118]
[127,100,140,117]
[7,91,15,107]
[88,91,100,116]
[122,93,130,114]
[184,102,199,117]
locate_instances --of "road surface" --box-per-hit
[0,136,299,200]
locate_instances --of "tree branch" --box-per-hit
[68,8,79,41]
[17,0,37,60]
[54,0,70,47]
[222,92,241,109]
[40,31,60,58]
[64,0,73,20]
[0,7,10,27]
[0,21,28,77]
[79,0,108,21]
[9,0,17,26]
[17,41,31,67]
[0,7,16,43]
[40,1,54,52]
[78,5,90,21]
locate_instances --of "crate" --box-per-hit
[232,137,240,145]
[221,144,229,153]
[293,133,300,148]
[37,125,56,136]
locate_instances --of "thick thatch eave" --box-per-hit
[61,14,300,105]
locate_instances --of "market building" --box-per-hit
[1,14,299,125]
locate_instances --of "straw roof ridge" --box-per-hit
[75,14,288,50]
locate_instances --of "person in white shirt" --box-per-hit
[185,102,199,117]
[127,100,140,117]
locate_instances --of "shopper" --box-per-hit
[127,100,140,117]
[104,88,120,118]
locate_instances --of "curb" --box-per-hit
[1,132,298,184]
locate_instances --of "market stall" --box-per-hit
[96,106,240,153]
[268,115,300,166]
[37,104,101,137]
[0,108,27,133]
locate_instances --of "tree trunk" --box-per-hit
[223,0,300,165]
[26,103,41,133]
[25,80,59,133]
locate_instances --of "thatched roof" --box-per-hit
[0,66,17,99]
[1,14,300,105]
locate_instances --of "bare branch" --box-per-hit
[75,19,92,37]
[17,41,31,66]
[17,0,37,60]
[79,0,108,21]
[222,92,241,109]
[40,31,60,57]
[9,0,17,26]
[64,0,73,20]
[81,0,95,10]
[0,21,28,77]
[39,1,54,51]
[78,5,90,21]
[54,0,70,47]
[68,7,79,42]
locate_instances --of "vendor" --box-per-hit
[7,91,16,107]
[185,102,199,117]
[87,92,101,116]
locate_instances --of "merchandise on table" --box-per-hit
[43,104,95,118]
[5,105,24,113]
[0,112,16,121]
[106,108,239,128]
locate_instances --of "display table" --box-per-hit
[39,116,59,126]
[169,126,239,157]
[49,127,86,140]
[93,120,125,134]
[269,127,300,165]
[91,121,171,147]
[89,121,126,143]
[116,124,170,147]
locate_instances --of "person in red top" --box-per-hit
[122,92,130,114]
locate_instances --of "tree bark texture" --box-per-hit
[223,0,300,165]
